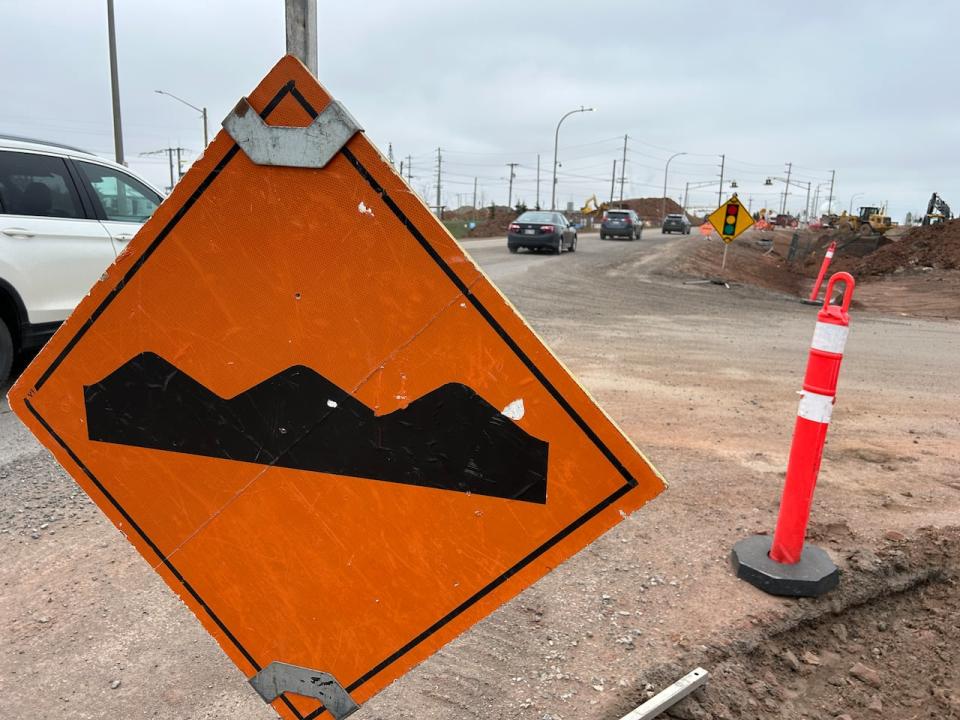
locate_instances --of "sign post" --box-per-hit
[707,194,755,271]
[8,57,664,720]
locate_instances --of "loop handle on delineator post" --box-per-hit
[821,271,855,315]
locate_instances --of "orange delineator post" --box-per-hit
[771,272,855,563]
[731,271,854,597]
[808,241,837,302]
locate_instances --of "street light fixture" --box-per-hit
[551,106,595,210]
[661,151,686,221]
[848,193,864,214]
[155,89,209,148]
[767,176,813,224]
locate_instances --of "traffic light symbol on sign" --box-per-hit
[723,203,739,236]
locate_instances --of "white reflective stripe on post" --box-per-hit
[797,391,834,424]
[825,249,834,258]
[810,322,849,354]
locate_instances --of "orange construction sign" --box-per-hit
[9,57,664,720]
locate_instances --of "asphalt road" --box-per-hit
[462,229,678,284]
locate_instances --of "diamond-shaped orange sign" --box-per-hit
[9,57,664,719]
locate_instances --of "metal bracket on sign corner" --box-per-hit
[249,661,359,719]
[223,96,362,169]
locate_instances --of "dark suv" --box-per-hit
[600,209,643,240]
[662,213,691,234]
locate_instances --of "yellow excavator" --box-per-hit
[581,195,609,216]
[835,205,893,235]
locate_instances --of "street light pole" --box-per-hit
[848,193,864,214]
[155,90,209,148]
[106,0,124,165]
[551,106,595,211]
[662,152,687,221]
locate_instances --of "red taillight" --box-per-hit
[509,223,520,232]
[623,218,633,225]
[540,225,555,232]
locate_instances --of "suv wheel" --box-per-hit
[0,318,13,385]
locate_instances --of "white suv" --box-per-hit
[0,135,163,382]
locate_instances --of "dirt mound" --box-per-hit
[612,197,688,223]
[656,527,960,720]
[852,219,960,276]
[671,230,809,296]
[444,205,518,238]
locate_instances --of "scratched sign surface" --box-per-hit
[9,57,665,719]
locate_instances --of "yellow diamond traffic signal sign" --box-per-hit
[708,195,754,244]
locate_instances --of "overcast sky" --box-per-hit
[3,0,958,220]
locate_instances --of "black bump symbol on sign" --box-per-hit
[83,352,549,503]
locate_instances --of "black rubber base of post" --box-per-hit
[731,535,840,597]
[800,298,822,306]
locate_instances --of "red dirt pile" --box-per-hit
[851,219,960,276]
[611,197,685,221]
[449,198,696,238]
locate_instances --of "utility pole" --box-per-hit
[683,181,689,213]
[618,134,628,203]
[803,181,811,224]
[781,162,793,214]
[472,177,478,210]
[748,195,753,212]
[435,147,442,216]
[106,0,124,165]
[609,159,618,205]
[387,143,394,165]
[717,154,725,207]
[141,147,181,191]
[406,155,413,185]
[506,162,518,210]
[284,0,317,75]
[827,169,836,215]
[535,154,541,210]
[399,160,403,179]
[142,147,190,190]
